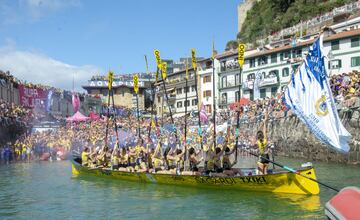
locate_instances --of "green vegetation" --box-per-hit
[226,0,358,50]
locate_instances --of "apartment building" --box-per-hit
[217,28,360,109]
[154,68,198,117]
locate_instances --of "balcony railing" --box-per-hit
[243,76,278,89]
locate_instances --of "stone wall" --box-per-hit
[241,110,360,165]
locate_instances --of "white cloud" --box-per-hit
[1,0,81,24]
[0,44,102,92]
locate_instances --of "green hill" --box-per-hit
[226,0,358,51]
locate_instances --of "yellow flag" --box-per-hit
[154,49,161,69]
[161,62,167,80]
[151,119,156,128]
[185,59,189,80]
[133,74,139,94]
[238,43,246,67]
[191,48,197,70]
[108,71,113,90]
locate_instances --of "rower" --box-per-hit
[81,147,90,166]
[255,110,270,175]
[110,148,119,170]
[182,147,202,175]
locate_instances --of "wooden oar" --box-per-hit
[244,149,339,192]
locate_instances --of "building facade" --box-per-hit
[216,28,360,108]
[198,58,218,114]
[82,74,154,110]
[155,68,199,117]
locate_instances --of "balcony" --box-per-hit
[220,60,240,73]
[243,76,278,89]
[260,76,278,87]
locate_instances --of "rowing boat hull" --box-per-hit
[71,158,320,195]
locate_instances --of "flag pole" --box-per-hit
[154,50,178,146]
[133,74,140,138]
[184,59,189,167]
[191,49,203,150]
[211,41,217,150]
[235,42,246,162]
[144,55,153,138]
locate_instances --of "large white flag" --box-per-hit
[284,35,351,153]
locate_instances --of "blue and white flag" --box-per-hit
[253,71,262,100]
[284,35,351,152]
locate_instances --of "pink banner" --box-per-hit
[72,93,80,113]
[19,85,48,108]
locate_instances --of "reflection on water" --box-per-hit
[0,158,359,220]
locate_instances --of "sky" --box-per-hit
[0,0,241,91]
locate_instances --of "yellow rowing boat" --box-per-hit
[71,157,320,195]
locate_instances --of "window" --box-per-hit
[268,70,278,78]
[157,96,161,103]
[328,59,342,69]
[331,40,339,50]
[258,56,268,66]
[282,67,289,77]
[191,85,196,92]
[203,75,211,83]
[235,74,240,85]
[176,88,182,94]
[351,56,360,67]
[247,73,255,81]
[205,105,212,114]
[177,101,182,108]
[185,100,190,107]
[184,86,189,93]
[280,51,290,61]
[235,91,240,102]
[222,76,227,88]
[249,58,256,68]
[192,99,198,106]
[203,90,211,98]
[221,93,227,104]
[271,54,277,63]
[221,61,226,72]
[249,90,254,101]
[351,37,360,47]
[271,87,278,97]
[260,89,266,98]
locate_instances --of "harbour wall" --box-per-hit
[242,110,360,165]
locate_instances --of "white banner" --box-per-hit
[284,35,351,152]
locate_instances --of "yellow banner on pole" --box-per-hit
[238,43,246,67]
[133,74,139,94]
[161,62,167,80]
[108,71,113,90]
[154,49,161,69]
[191,48,197,69]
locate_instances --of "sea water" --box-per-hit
[0,157,359,220]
